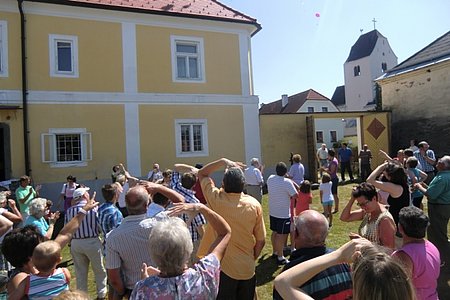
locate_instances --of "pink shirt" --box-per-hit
[292,192,312,216]
[394,240,440,300]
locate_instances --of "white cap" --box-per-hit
[73,187,90,200]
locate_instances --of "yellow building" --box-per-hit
[376,30,450,156]
[0,0,262,203]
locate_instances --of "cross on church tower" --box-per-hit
[372,18,377,30]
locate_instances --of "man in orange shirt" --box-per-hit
[197,158,266,300]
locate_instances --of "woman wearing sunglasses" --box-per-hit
[340,182,396,249]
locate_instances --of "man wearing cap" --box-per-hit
[65,187,107,299]
[414,141,436,184]
[244,158,264,203]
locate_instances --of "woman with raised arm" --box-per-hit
[367,159,410,237]
[130,202,231,299]
[340,182,396,249]
[274,239,416,300]
[2,195,99,295]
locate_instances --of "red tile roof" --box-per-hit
[259,89,331,114]
[43,0,259,29]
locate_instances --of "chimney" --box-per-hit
[281,94,288,107]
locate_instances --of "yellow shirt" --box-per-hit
[197,177,266,280]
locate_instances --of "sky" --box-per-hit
[220,0,450,104]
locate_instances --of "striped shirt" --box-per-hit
[414,149,436,172]
[267,175,297,219]
[64,201,99,239]
[26,268,69,299]
[171,172,207,242]
[105,213,167,289]
[273,247,353,300]
[98,202,123,238]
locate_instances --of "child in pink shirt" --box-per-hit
[290,181,313,252]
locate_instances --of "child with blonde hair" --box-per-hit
[320,173,334,227]
[10,240,70,299]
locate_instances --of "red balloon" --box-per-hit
[315,12,320,17]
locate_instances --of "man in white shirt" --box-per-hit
[244,158,264,203]
[267,162,298,265]
[317,144,329,177]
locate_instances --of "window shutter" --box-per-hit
[41,133,56,163]
[81,132,92,161]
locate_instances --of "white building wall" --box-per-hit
[344,58,373,111]
[344,36,397,111]
[315,118,345,149]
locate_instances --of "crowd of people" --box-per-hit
[0,138,446,299]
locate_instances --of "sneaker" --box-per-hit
[277,257,289,265]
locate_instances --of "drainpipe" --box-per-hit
[18,0,31,176]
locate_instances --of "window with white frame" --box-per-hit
[41,128,92,167]
[0,20,8,77]
[49,34,79,77]
[175,119,208,157]
[321,107,328,112]
[354,65,361,76]
[330,130,337,143]
[316,131,324,143]
[171,36,205,82]
[307,107,314,113]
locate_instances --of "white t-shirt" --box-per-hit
[118,181,129,208]
[267,175,297,219]
[244,166,264,186]
[320,182,334,203]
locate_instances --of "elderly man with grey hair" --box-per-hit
[244,157,264,202]
[273,210,352,300]
[106,182,184,299]
[415,155,450,267]
[196,158,266,300]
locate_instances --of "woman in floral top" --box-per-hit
[130,203,231,300]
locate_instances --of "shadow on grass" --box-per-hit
[255,253,282,286]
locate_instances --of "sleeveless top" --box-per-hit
[387,183,410,210]
[26,268,69,299]
[358,209,394,245]
[394,240,440,300]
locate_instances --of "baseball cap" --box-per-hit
[73,187,90,200]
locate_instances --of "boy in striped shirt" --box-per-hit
[9,240,70,299]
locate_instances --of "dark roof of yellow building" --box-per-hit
[31,0,260,33]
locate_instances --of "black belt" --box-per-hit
[246,184,260,186]
[425,171,435,173]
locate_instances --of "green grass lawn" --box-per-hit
[62,182,449,299]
